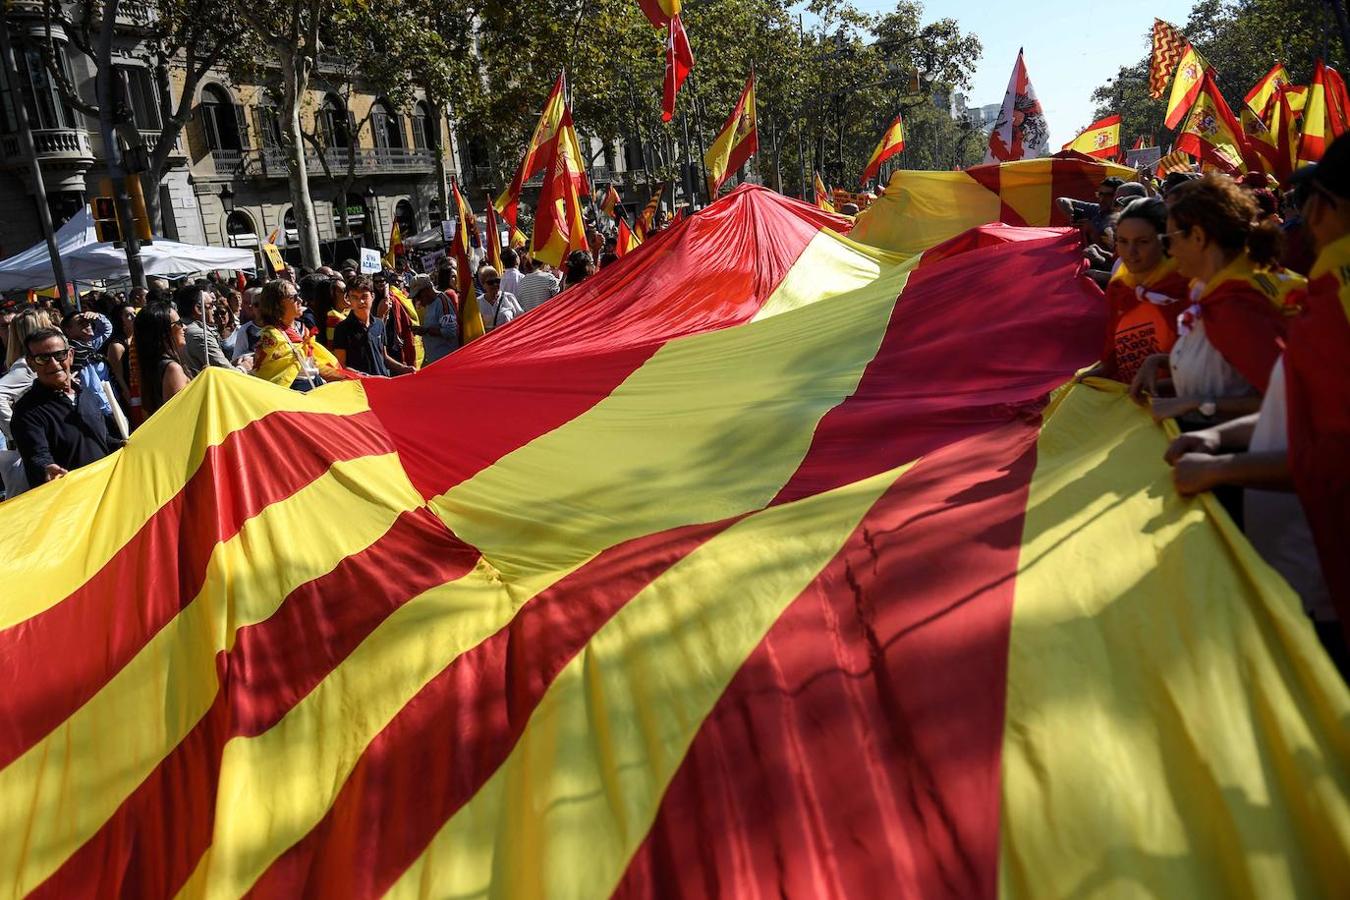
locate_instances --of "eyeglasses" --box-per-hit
[29,348,71,365]
[483,279,501,286]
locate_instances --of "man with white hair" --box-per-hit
[476,266,524,333]
[227,287,263,362]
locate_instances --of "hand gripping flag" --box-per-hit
[704,74,758,196]
[986,49,1049,163]
[495,74,584,228]
[814,171,836,213]
[530,107,589,268]
[861,114,906,185]
[1176,71,1248,175]
[0,185,1345,899]
[1164,44,1213,129]
[449,178,485,343]
[484,194,503,273]
[1149,18,1187,99]
[1246,61,1292,123]
[1062,114,1121,160]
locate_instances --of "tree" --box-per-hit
[36,0,246,238]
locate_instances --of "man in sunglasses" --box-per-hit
[10,327,116,486]
[475,265,524,334]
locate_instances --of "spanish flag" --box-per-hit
[450,178,485,343]
[1164,44,1212,129]
[0,186,1344,898]
[1061,114,1121,160]
[530,107,590,268]
[704,74,757,197]
[1246,61,1292,123]
[1298,60,1350,165]
[814,171,835,213]
[484,193,503,273]
[382,221,401,269]
[615,216,642,257]
[1268,85,1302,179]
[495,74,580,228]
[1176,71,1247,175]
[601,184,622,218]
[861,114,906,185]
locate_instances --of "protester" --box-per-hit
[474,265,524,333]
[175,284,233,376]
[252,279,345,390]
[409,273,459,363]
[515,253,561,311]
[0,297,19,367]
[11,327,117,486]
[0,309,54,445]
[1057,176,1122,245]
[563,250,595,290]
[499,247,523,296]
[1129,175,1303,425]
[133,300,190,415]
[60,308,120,422]
[1080,199,1192,385]
[104,302,140,425]
[227,287,263,361]
[332,276,412,376]
[325,276,349,343]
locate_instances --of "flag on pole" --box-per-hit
[635,182,666,239]
[601,184,622,219]
[1298,60,1350,165]
[1149,19,1187,99]
[450,178,485,343]
[1164,45,1212,129]
[1245,62,1292,122]
[1061,115,1122,160]
[1155,148,1193,178]
[1267,85,1301,181]
[382,222,402,269]
[484,194,503,273]
[530,107,590,268]
[860,115,906,185]
[1240,105,1284,181]
[986,49,1049,163]
[636,1,694,122]
[615,217,642,257]
[1175,71,1247,175]
[704,74,758,197]
[814,172,835,213]
[496,74,571,228]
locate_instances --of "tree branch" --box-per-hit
[38,6,101,118]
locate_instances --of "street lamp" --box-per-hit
[219,184,235,213]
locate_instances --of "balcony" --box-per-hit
[0,127,96,168]
[207,149,248,177]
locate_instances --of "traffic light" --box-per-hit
[91,196,121,242]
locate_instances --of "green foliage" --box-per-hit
[1091,0,1348,148]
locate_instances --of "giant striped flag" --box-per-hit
[0,186,1346,898]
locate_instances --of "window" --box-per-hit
[394,199,416,236]
[256,104,282,148]
[320,95,349,148]
[371,99,403,151]
[116,66,160,130]
[412,102,437,151]
[225,210,258,247]
[198,84,242,152]
[18,46,75,130]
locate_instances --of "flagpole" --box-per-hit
[689,72,710,204]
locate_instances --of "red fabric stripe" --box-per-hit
[244,516,738,898]
[775,233,1103,504]
[1049,159,1115,226]
[614,421,1040,900]
[30,507,477,899]
[0,409,394,771]
[362,187,826,501]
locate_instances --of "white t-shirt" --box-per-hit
[478,292,523,332]
[1169,317,1256,401]
[500,267,523,297]
[1244,357,1334,621]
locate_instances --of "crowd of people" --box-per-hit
[1064,136,1350,677]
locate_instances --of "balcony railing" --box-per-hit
[208,149,247,177]
[255,145,437,178]
[0,127,96,166]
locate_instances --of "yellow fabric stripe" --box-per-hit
[851,169,1000,256]
[0,373,370,630]
[433,245,911,582]
[751,227,911,323]
[998,158,1056,228]
[0,452,420,897]
[1000,381,1350,899]
[388,462,912,900]
[175,555,515,900]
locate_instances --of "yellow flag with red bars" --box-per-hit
[704,75,757,197]
[814,171,835,213]
[861,115,906,185]
[450,178,485,343]
[496,74,571,228]
[1164,45,1212,129]
[1298,60,1350,165]
[529,107,589,268]
[1176,71,1247,175]
[1061,114,1121,160]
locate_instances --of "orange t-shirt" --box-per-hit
[1101,259,1192,383]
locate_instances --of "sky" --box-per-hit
[841,0,1197,147]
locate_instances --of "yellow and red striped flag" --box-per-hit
[495,74,590,228]
[1298,60,1350,165]
[615,216,642,257]
[600,183,622,218]
[483,192,503,273]
[450,178,485,343]
[1061,114,1121,160]
[1149,18,1187,99]
[1164,44,1213,129]
[861,114,906,185]
[1246,61,1292,122]
[529,107,589,268]
[814,171,835,213]
[1,188,1346,900]
[635,181,666,239]
[1176,71,1248,175]
[704,74,757,197]
[1155,147,1193,178]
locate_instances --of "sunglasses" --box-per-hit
[30,348,71,364]
[483,278,501,286]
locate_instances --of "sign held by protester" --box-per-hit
[359,248,380,274]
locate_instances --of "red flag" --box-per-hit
[663,16,694,122]
[495,74,568,228]
[450,178,485,343]
[615,217,642,257]
[986,50,1048,162]
[484,193,503,272]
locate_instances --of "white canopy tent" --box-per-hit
[0,208,256,291]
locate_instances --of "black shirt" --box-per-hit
[11,379,114,485]
[331,314,388,376]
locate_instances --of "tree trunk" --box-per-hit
[279,45,321,268]
[1331,0,1350,67]
[430,99,449,222]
